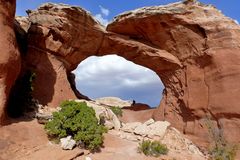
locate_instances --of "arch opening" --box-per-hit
[72,55,164,108]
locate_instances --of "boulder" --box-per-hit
[121,122,142,133]
[121,120,171,140]
[85,157,92,160]
[148,121,171,138]
[161,127,204,156]
[143,118,155,126]
[133,124,149,136]
[60,136,76,150]
[36,113,53,124]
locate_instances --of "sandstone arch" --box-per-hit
[11,1,240,147]
[23,3,181,108]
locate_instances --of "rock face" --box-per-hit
[108,1,240,147]
[0,0,21,124]
[12,1,240,148]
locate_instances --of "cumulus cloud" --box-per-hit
[73,55,164,107]
[99,5,110,16]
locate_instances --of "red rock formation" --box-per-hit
[107,1,240,147]
[22,3,180,108]
[13,1,240,147]
[0,0,21,124]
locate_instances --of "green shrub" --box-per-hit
[110,106,123,117]
[44,101,107,151]
[205,117,239,160]
[138,140,168,157]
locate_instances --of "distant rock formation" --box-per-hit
[95,97,132,108]
[1,0,240,149]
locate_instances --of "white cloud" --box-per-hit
[72,55,164,107]
[99,5,110,16]
[94,5,110,26]
[94,14,109,26]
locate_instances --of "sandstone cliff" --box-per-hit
[0,0,21,124]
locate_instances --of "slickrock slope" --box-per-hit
[0,0,21,124]
[7,0,240,149]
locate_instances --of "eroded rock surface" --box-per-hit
[108,1,240,147]
[0,0,21,124]
[12,1,240,148]
[18,3,181,108]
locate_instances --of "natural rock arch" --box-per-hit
[22,3,181,108]
[4,1,240,148]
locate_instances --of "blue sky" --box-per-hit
[16,0,240,22]
[16,0,240,107]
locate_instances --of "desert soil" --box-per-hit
[0,109,205,160]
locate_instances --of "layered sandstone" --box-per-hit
[0,0,21,124]
[11,1,240,148]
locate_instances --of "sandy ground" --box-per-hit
[0,118,84,160]
[0,116,165,160]
[0,109,158,160]
[0,109,212,160]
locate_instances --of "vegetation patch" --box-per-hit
[138,140,168,157]
[205,117,239,160]
[110,106,123,117]
[44,100,107,151]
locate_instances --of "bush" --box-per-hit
[44,101,107,151]
[138,140,168,157]
[205,117,238,160]
[110,106,123,117]
[209,144,238,160]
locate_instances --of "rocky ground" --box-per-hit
[0,97,209,160]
